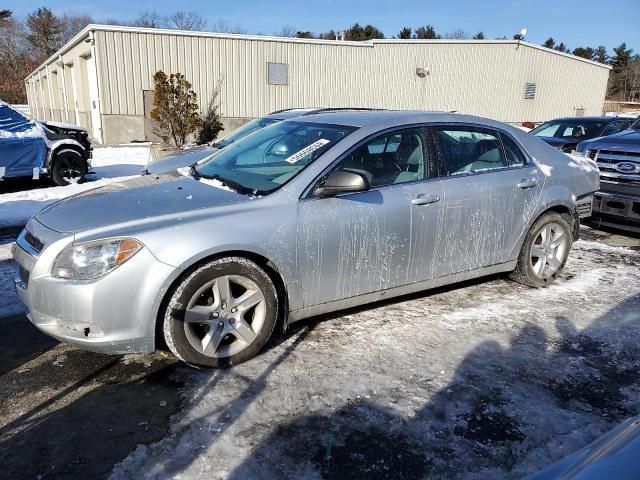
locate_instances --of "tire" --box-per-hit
[163,257,278,368]
[509,212,573,288]
[51,149,87,186]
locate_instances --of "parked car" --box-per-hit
[13,111,599,368]
[530,116,634,153]
[0,101,92,186]
[575,116,640,234]
[529,414,640,479]
[142,107,380,175]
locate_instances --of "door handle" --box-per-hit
[411,194,440,206]
[517,179,538,189]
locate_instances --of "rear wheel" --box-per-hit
[509,212,572,287]
[163,257,278,368]
[51,149,87,186]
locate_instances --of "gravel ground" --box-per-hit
[1,227,639,479]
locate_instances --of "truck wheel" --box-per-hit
[51,149,87,186]
[163,257,278,368]
[509,212,572,287]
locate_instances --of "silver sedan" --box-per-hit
[13,111,599,368]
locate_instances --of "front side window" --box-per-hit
[195,121,356,195]
[335,128,427,188]
[601,120,631,136]
[435,127,506,176]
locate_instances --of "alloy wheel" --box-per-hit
[183,275,266,358]
[530,223,568,279]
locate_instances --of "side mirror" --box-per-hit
[314,170,370,198]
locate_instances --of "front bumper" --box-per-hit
[13,222,178,354]
[591,191,640,234]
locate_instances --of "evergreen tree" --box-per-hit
[150,71,203,148]
[414,25,438,39]
[610,43,633,73]
[594,46,608,64]
[572,47,595,60]
[397,27,412,39]
[473,32,485,40]
[555,42,569,53]
[197,81,224,145]
[26,7,62,59]
[542,37,555,49]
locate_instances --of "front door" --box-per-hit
[429,125,544,277]
[297,127,441,308]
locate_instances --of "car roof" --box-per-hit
[543,116,630,123]
[266,107,383,120]
[288,110,507,129]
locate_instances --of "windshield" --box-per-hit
[531,119,604,140]
[215,117,281,148]
[194,120,356,195]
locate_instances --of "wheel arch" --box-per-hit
[47,142,87,170]
[509,202,577,262]
[154,249,290,351]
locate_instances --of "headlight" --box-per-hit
[52,238,142,280]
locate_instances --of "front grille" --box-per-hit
[24,230,44,253]
[595,149,640,185]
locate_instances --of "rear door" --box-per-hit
[429,125,543,277]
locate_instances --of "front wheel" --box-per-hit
[51,149,87,186]
[163,257,278,368]
[509,212,572,287]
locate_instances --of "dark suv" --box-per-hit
[576,116,640,233]
[530,116,634,153]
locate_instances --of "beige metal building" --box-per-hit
[25,24,611,145]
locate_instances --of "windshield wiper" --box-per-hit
[201,173,257,196]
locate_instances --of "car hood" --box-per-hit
[35,171,249,234]
[40,120,87,133]
[579,129,640,152]
[143,145,220,175]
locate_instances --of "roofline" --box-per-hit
[25,23,611,80]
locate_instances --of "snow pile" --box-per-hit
[0,145,151,228]
[110,238,640,480]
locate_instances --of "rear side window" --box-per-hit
[434,127,506,176]
[601,120,631,136]
[500,134,527,166]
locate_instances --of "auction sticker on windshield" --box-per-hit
[285,139,330,164]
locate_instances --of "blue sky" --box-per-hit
[6,0,639,52]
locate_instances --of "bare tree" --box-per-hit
[210,19,247,34]
[0,9,11,23]
[60,13,93,43]
[443,29,470,40]
[167,11,207,31]
[0,18,37,102]
[276,25,297,37]
[131,10,164,28]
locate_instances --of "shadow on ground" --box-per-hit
[0,315,184,479]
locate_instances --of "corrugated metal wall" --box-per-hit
[94,30,609,124]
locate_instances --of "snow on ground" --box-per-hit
[110,238,640,480]
[0,145,151,228]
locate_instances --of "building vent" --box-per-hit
[524,83,537,100]
[267,62,288,85]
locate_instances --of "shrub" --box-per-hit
[197,84,224,144]
[150,70,202,148]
